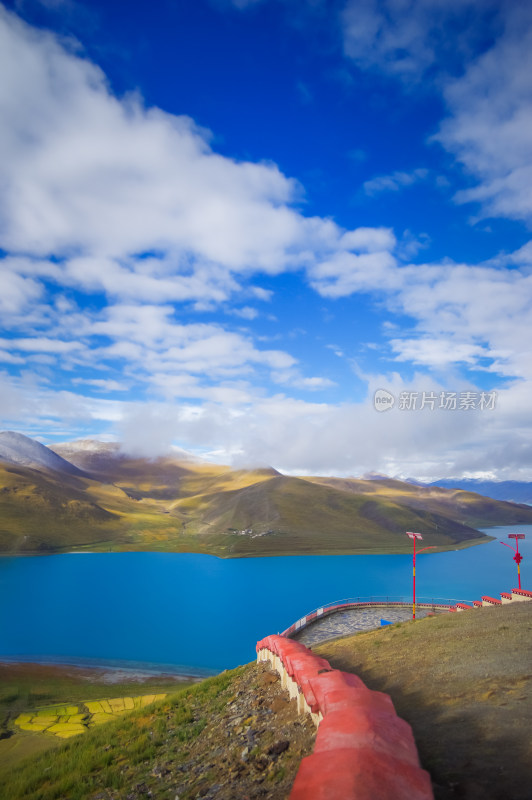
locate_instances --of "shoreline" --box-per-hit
[0,656,215,683]
[0,533,495,559]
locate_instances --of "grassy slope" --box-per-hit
[0,663,316,800]
[0,464,189,553]
[0,668,242,799]
[0,662,194,771]
[315,602,532,800]
[174,475,491,556]
[307,475,532,528]
[4,454,532,556]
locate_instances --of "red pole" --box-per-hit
[412,535,416,621]
[500,535,525,590]
[406,533,434,621]
[516,539,522,590]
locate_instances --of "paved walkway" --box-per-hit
[292,606,438,646]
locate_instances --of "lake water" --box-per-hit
[1,526,530,674]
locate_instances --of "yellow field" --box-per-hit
[14,694,167,739]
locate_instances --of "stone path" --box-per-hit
[292,606,440,646]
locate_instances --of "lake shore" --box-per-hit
[0,531,495,559]
[0,658,211,683]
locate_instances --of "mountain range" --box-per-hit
[1,431,532,557]
[428,478,532,505]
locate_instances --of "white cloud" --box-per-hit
[363,169,429,196]
[339,1,532,226]
[0,7,295,272]
[0,259,44,314]
[339,226,396,252]
[293,376,336,390]
[340,1,532,224]
[2,336,84,354]
[0,350,25,365]
[250,286,273,301]
[72,378,129,392]
[3,362,532,479]
[230,306,259,320]
[309,250,399,298]
[436,5,532,224]
[390,338,488,368]
[341,0,497,82]
[1,5,531,479]
[88,305,297,377]
[0,5,399,312]
[395,260,532,377]
[270,370,336,391]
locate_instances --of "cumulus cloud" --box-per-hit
[392,259,532,380]
[13,369,529,479]
[0,4,392,296]
[390,338,488,368]
[341,0,498,81]
[3,350,532,479]
[309,250,399,298]
[0,4,400,424]
[340,1,532,225]
[72,378,129,392]
[339,0,532,226]
[436,5,532,225]
[0,4,400,318]
[1,4,532,479]
[0,8,287,271]
[0,258,45,315]
[230,306,259,320]
[363,169,429,196]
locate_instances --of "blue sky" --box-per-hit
[1,0,532,479]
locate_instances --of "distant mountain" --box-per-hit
[50,440,123,477]
[429,479,532,505]
[0,431,85,476]
[50,439,202,479]
[307,476,532,532]
[2,433,532,556]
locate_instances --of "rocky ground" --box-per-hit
[159,664,316,800]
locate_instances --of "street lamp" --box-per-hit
[500,533,525,590]
[406,532,436,620]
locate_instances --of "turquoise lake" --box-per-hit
[1,525,530,675]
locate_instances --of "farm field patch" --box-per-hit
[14,694,167,739]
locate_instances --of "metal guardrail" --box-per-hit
[281,595,473,637]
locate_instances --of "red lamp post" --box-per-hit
[500,534,525,590]
[406,532,436,620]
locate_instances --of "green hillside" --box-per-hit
[171,474,492,556]
[307,475,532,529]
[0,465,121,553]
[2,445,532,556]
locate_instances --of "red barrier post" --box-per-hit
[500,533,525,590]
[406,532,435,620]
[406,533,422,619]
